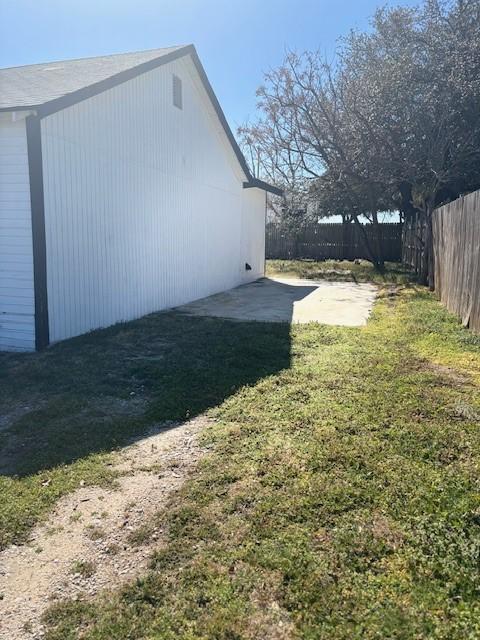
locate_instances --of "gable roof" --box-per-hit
[0,45,282,195]
[0,46,184,111]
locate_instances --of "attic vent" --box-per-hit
[172,74,182,109]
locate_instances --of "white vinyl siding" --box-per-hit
[41,56,263,343]
[0,115,35,351]
[241,188,265,282]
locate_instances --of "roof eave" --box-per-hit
[0,105,40,113]
[243,179,283,196]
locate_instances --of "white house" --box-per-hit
[0,45,280,351]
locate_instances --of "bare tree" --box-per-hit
[237,121,312,228]
[241,51,393,267]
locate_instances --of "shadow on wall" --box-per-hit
[0,310,292,478]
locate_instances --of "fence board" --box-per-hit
[402,214,426,274]
[266,222,402,262]
[433,190,480,332]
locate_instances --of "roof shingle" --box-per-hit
[0,46,185,110]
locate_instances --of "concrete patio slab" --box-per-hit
[176,277,378,326]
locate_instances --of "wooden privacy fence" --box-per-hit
[402,215,426,274]
[433,190,480,332]
[266,222,402,261]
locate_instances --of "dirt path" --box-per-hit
[0,416,210,640]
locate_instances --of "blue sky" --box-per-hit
[1,0,417,130]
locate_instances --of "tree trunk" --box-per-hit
[370,211,385,270]
[352,215,384,270]
[342,215,350,260]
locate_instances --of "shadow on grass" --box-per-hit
[0,312,291,478]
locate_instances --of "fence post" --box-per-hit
[342,223,349,260]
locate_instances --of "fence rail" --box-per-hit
[266,222,402,261]
[433,191,480,332]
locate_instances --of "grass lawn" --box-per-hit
[266,258,414,283]
[2,260,480,639]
